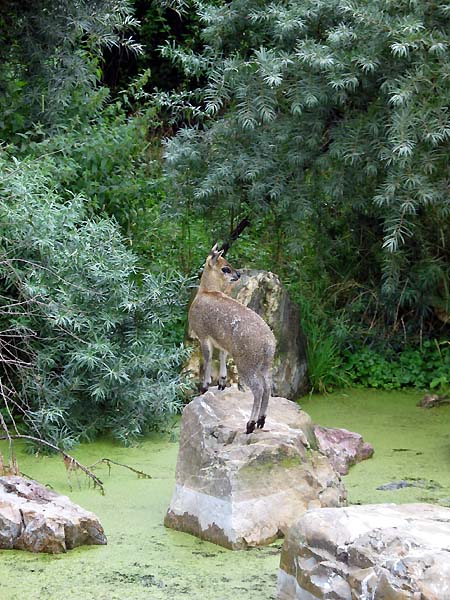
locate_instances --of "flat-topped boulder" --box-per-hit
[277,503,450,599]
[164,388,346,549]
[0,476,106,553]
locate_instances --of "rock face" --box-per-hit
[164,389,346,549]
[185,270,308,399]
[277,503,450,600]
[0,476,106,553]
[313,426,374,475]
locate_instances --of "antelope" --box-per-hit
[189,245,276,434]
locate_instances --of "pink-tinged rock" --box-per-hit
[314,425,374,475]
[0,476,106,553]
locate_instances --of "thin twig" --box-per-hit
[0,410,18,474]
[0,434,105,494]
[89,458,152,479]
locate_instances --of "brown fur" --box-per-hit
[189,246,276,433]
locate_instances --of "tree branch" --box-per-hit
[88,458,152,479]
[0,434,105,494]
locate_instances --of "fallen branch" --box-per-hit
[0,434,105,494]
[88,458,152,479]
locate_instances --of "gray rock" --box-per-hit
[0,476,107,553]
[377,480,415,491]
[277,503,450,599]
[313,426,374,475]
[376,479,442,491]
[164,388,346,549]
[184,270,308,399]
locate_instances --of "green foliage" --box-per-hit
[0,0,446,447]
[103,0,203,94]
[297,297,349,393]
[162,0,450,340]
[0,0,142,133]
[20,101,165,259]
[0,151,189,447]
[343,340,449,391]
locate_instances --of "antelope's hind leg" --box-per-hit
[256,377,271,429]
[200,339,213,393]
[245,374,264,434]
[218,350,228,390]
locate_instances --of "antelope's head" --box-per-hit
[201,244,241,292]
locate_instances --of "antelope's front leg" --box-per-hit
[200,339,213,393]
[218,350,228,390]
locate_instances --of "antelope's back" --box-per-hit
[189,290,275,359]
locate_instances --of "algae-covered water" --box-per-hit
[1,388,449,600]
[301,388,450,507]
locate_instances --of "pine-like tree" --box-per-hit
[163,0,450,337]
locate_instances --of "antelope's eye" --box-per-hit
[221,267,231,274]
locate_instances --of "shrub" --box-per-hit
[0,152,188,447]
[18,103,165,264]
[297,296,349,393]
[343,340,449,391]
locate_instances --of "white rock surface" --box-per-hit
[277,503,450,599]
[165,388,346,549]
[0,476,106,553]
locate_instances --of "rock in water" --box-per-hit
[185,270,308,399]
[0,476,106,553]
[313,425,374,475]
[164,389,346,549]
[277,503,450,599]
[418,393,450,408]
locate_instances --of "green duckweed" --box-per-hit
[0,388,448,599]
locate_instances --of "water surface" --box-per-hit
[1,388,449,599]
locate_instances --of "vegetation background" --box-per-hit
[0,0,448,450]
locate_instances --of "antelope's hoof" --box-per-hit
[218,378,226,391]
[246,420,256,434]
[256,416,266,429]
[201,386,209,394]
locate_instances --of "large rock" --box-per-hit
[313,425,374,475]
[0,476,106,553]
[164,388,346,549]
[185,270,308,399]
[277,503,450,599]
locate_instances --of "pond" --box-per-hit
[1,388,449,599]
